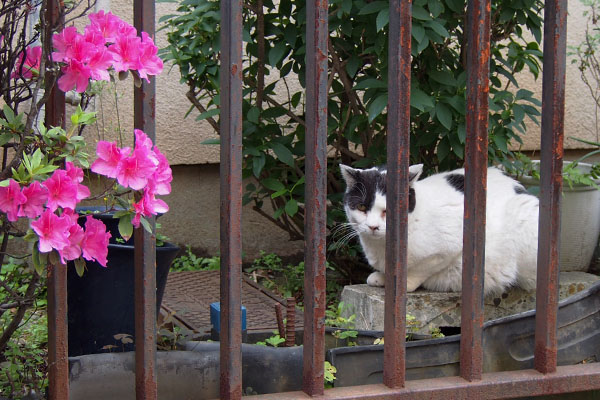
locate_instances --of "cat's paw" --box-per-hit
[367,271,385,287]
[407,277,421,292]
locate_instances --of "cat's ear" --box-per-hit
[409,164,424,185]
[340,164,359,187]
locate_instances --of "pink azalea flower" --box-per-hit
[44,169,80,211]
[136,32,163,82]
[151,147,172,195]
[116,145,157,190]
[83,24,108,47]
[134,129,158,165]
[108,35,141,72]
[117,20,138,39]
[88,10,126,43]
[87,46,114,81]
[11,46,42,79]
[58,210,85,264]
[81,215,111,267]
[65,162,91,201]
[90,141,129,178]
[0,179,27,222]
[31,209,71,253]
[18,181,48,219]
[132,186,168,228]
[57,59,92,93]
[52,26,84,63]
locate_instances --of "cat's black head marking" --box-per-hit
[341,165,417,213]
[343,168,386,211]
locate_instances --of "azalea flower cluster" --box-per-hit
[11,45,42,79]
[49,10,163,92]
[91,129,172,228]
[0,162,111,266]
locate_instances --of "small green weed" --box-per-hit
[171,246,220,271]
[255,332,285,347]
[324,361,337,388]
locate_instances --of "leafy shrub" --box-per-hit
[161,0,543,248]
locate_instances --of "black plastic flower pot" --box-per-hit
[67,241,180,356]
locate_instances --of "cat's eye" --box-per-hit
[382,209,386,217]
[357,204,367,212]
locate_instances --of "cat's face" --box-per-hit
[340,164,423,239]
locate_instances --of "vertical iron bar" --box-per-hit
[133,0,157,398]
[302,0,328,394]
[285,297,296,347]
[460,0,490,382]
[534,0,567,375]
[44,0,68,398]
[219,0,243,396]
[384,0,411,389]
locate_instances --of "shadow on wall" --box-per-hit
[83,164,304,261]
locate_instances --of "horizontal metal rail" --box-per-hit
[248,364,600,399]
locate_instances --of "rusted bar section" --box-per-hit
[285,297,296,347]
[534,0,567,375]
[133,0,158,398]
[248,364,600,400]
[44,0,68,398]
[46,263,68,400]
[219,0,243,396]
[302,0,328,394]
[383,0,411,389]
[460,0,490,382]
[275,303,285,338]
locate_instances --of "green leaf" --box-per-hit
[368,94,388,123]
[437,137,450,161]
[273,207,285,219]
[429,69,456,86]
[271,188,288,199]
[376,9,389,31]
[410,87,434,111]
[357,1,387,15]
[32,243,44,276]
[291,92,302,108]
[201,138,220,145]
[285,199,298,216]
[74,257,86,277]
[346,55,361,78]
[354,78,387,90]
[412,23,426,43]
[253,154,266,177]
[247,107,260,124]
[424,20,449,38]
[284,25,298,47]
[119,216,134,241]
[269,41,288,66]
[428,0,444,17]
[435,103,453,130]
[412,5,431,20]
[139,217,153,234]
[271,142,295,167]
[262,178,285,192]
[196,108,220,121]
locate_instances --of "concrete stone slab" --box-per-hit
[340,271,600,334]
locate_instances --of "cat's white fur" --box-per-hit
[341,164,539,295]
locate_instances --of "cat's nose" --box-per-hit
[368,225,379,232]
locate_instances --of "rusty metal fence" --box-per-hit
[43,0,600,398]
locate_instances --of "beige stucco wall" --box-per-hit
[75,1,598,258]
[514,1,598,150]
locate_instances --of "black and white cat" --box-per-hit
[340,164,539,295]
